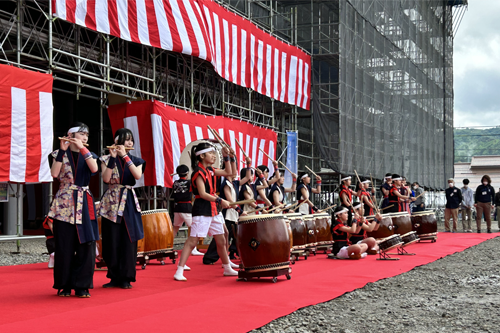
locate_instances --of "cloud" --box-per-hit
[453,0,500,126]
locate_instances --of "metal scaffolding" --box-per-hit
[0,0,465,223]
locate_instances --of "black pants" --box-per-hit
[46,237,55,254]
[53,220,95,290]
[101,217,138,283]
[203,219,238,264]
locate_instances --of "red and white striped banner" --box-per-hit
[0,64,53,183]
[52,0,311,110]
[108,100,278,188]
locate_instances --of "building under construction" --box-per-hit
[0,0,466,234]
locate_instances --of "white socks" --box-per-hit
[174,266,187,281]
[191,248,204,256]
[222,261,239,269]
[222,263,238,276]
[48,252,55,269]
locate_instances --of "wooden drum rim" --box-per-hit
[238,213,284,224]
[141,209,169,216]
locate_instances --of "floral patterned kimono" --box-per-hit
[48,149,99,243]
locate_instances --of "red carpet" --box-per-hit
[0,233,497,332]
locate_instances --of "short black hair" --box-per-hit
[463,178,469,185]
[114,128,134,145]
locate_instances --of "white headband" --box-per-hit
[392,177,402,181]
[334,208,348,216]
[195,147,215,156]
[301,174,309,179]
[353,203,362,209]
[341,176,351,181]
[361,180,370,184]
[114,136,119,143]
[68,126,87,135]
[385,176,392,180]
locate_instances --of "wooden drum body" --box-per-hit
[285,221,293,250]
[379,234,403,252]
[236,214,290,273]
[367,214,394,239]
[389,212,413,236]
[314,213,333,245]
[287,213,307,249]
[140,209,174,255]
[303,215,318,247]
[411,212,438,235]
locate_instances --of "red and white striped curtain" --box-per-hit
[52,0,311,110]
[0,64,54,183]
[108,100,278,188]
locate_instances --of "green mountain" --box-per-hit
[454,127,500,163]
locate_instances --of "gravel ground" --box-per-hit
[1,221,500,333]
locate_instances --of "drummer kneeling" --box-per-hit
[330,206,369,259]
[350,203,382,255]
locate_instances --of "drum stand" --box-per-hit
[316,243,333,254]
[290,248,308,263]
[418,232,438,243]
[377,244,402,260]
[137,250,178,269]
[306,244,317,256]
[237,266,291,283]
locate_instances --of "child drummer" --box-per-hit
[329,206,369,259]
[350,202,381,254]
[174,142,239,281]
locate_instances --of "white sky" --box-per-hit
[453,0,500,127]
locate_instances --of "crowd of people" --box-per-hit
[44,123,498,298]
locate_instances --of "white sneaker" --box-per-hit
[184,265,191,271]
[48,252,55,269]
[174,266,187,281]
[361,252,368,258]
[223,264,238,276]
[191,248,204,256]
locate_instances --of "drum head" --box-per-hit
[178,139,223,179]
[239,213,284,222]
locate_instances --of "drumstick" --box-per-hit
[305,166,318,178]
[59,137,89,147]
[246,206,269,214]
[105,146,134,151]
[278,161,293,175]
[320,204,337,212]
[235,138,249,159]
[380,205,394,211]
[267,204,285,213]
[370,173,380,210]
[414,191,427,200]
[258,147,276,163]
[207,125,231,149]
[170,173,177,177]
[228,199,256,206]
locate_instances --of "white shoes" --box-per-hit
[48,252,55,269]
[191,248,204,256]
[222,264,238,276]
[184,265,191,271]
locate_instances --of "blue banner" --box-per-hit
[284,131,298,188]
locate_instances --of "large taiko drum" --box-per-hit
[236,214,290,272]
[411,211,438,236]
[286,213,307,249]
[388,212,413,235]
[139,209,174,255]
[303,215,318,247]
[314,213,333,245]
[285,220,293,250]
[367,214,394,239]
